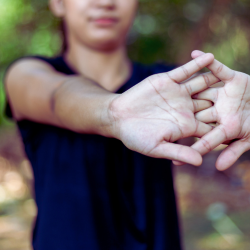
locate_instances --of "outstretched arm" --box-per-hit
[5,54,218,164]
[5,59,116,137]
[184,50,250,170]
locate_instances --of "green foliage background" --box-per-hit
[1,0,250,127]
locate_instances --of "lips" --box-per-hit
[91,17,118,26]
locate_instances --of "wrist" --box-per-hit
[98,94,121,139]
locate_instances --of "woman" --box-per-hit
[4,0,216,249]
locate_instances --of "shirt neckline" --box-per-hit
[59,55,136,94]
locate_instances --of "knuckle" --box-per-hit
[227,70,236,82]
[184,83,193,96]
[166,72,177,83]
[181,66,190,79]
[202,74,210,88]
[194,58,203,70]
[216,64,224,75]
[211,109,216,120]
[201,139,212,152]
[194,100,198,110]
[212,89,219,102]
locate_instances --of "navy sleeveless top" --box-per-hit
[5,56,182,250]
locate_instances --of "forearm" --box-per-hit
[51,76,118,137]
[5,59,120,137]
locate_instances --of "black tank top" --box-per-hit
[5,56,182,250]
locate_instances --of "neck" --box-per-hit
[64,39,131,92]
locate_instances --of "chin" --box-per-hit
[87,37,125,52]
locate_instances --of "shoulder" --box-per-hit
[4,55,75,88]
[5,55,66,76]
[4,56,57,83]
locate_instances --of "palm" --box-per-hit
[120,77,200,152]
[110,54,217,165]
[191,50,250,170]
[209,73,250,139]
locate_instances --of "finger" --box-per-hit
[195,107,218,123]
[216,139,250,171]
[172,122,213,166]
[150,142,202,166]
[193,100,213,113]
[191,50,236,83]
[183,72,220,96]
[191,125,228,155]
[167,53,214,83]
[223,140,233,145]
[172,160,185,166]
[193,88,219,103]
[193,121,213,138]
[191,50,204,58]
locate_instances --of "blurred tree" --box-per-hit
[0,0,62,126]
[1,0,250,127]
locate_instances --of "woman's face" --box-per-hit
[52,0,138,51]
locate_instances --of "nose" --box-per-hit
[95,0,116,9]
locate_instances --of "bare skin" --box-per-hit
[5,53,219,166]
[110,55,219,165]
[5,1,221,166]
[174,50,250,170]
[50,0,136,91]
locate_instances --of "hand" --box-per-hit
[109,53,219,165]
[181,50,250,170]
